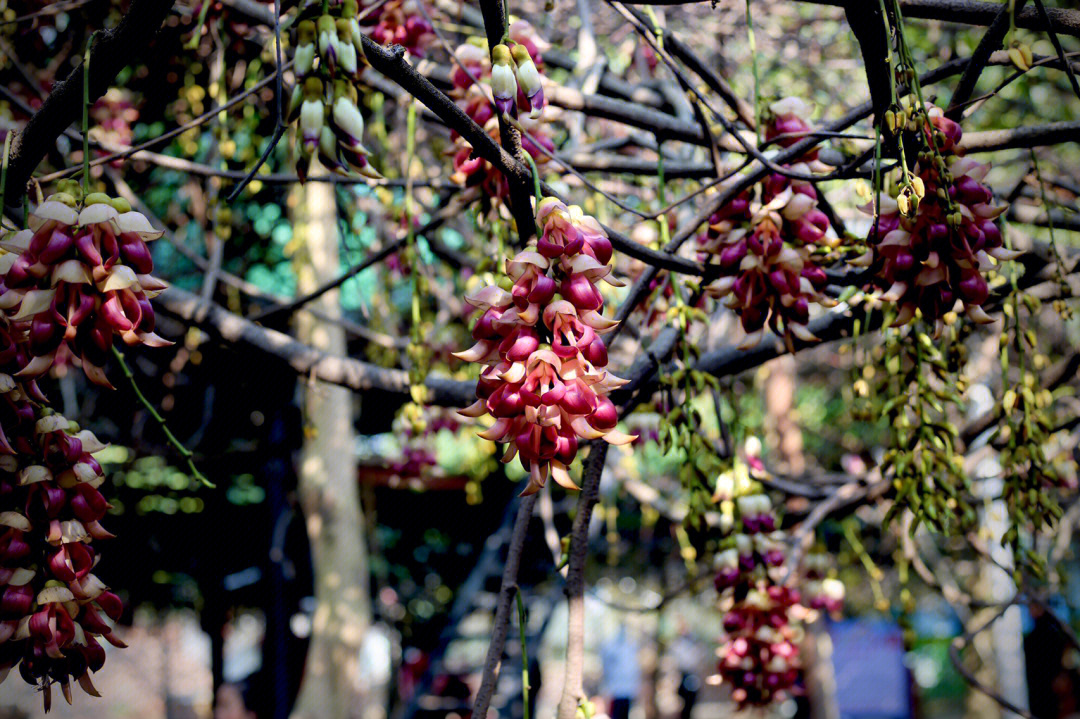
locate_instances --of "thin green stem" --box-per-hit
[524,152,542,205]
[517,590,530,719]
[111,345,214,488]
[81,32,98,195]
[185,0,212,50]
[643,6,663,51]
[656,139,670,246]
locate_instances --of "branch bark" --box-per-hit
[153,284,477,406]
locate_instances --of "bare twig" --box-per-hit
[472,493,539,719]
[556,442,610,719]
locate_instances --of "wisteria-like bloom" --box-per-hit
[699,98,837,350]
[712,446,843,708]
[288,2,381,181]
[448,22,554,214]
[454,198,634,494]
[0,321,122,710]
[0,191,170,387]
[855,104,1016,328]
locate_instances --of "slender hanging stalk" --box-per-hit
[112,346,214,488]
[524,153,542,204]
[81,32,99,195]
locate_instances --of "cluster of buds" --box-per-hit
[699,98,837,350]
[0,333,123,709]
[711,444,843,707]
[856,102,1016,327]
[448,23,554,213]
[359,0,434,57]
[289,1,380,180]
[0,185,170,387]
[454,198,634,494]
[488,42,545,119]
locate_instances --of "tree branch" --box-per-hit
[153,285,476,406]
[472,493,539,719]
[556,441,609,719]
[4,0,178,205]
[947,0,1030,120]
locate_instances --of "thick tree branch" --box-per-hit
[616,0,1080,40]
[4,0,177,205]
[844,2,891,123]
[153,285,476,406]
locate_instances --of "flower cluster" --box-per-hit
[856,103,1016,327]
[0,325,122,709]
[713,470,801,707]
[699,98,837,350]
[0,188,169,388]
[360,0,435,57]
[289,1,380,180]
[448,22,554,213]
[454,198,634,494]
[712,448,843,707]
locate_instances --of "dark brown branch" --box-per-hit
[1032,0,1080,102]
[556,441,609,719]
[4,0,178,206]
[797,0,1080,39]
[961,121,1080,154]
[844,2,891,123]
[471,493,539,719]
[947,0,1029,120]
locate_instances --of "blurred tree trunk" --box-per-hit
[763,356,805,476]
[290,181,371,719]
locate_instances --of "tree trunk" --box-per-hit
[290,181,371,719]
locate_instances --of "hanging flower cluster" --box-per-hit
[855,102,1015,327]
[0,392,122,710]
[0,188,170,388]
[699,98,837,350]
[712,447,843,707]
[289,1,380,180]
[454,198,634,494]
[359,0,435,57]
[448,22,554,213]
[0,184,174,709]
